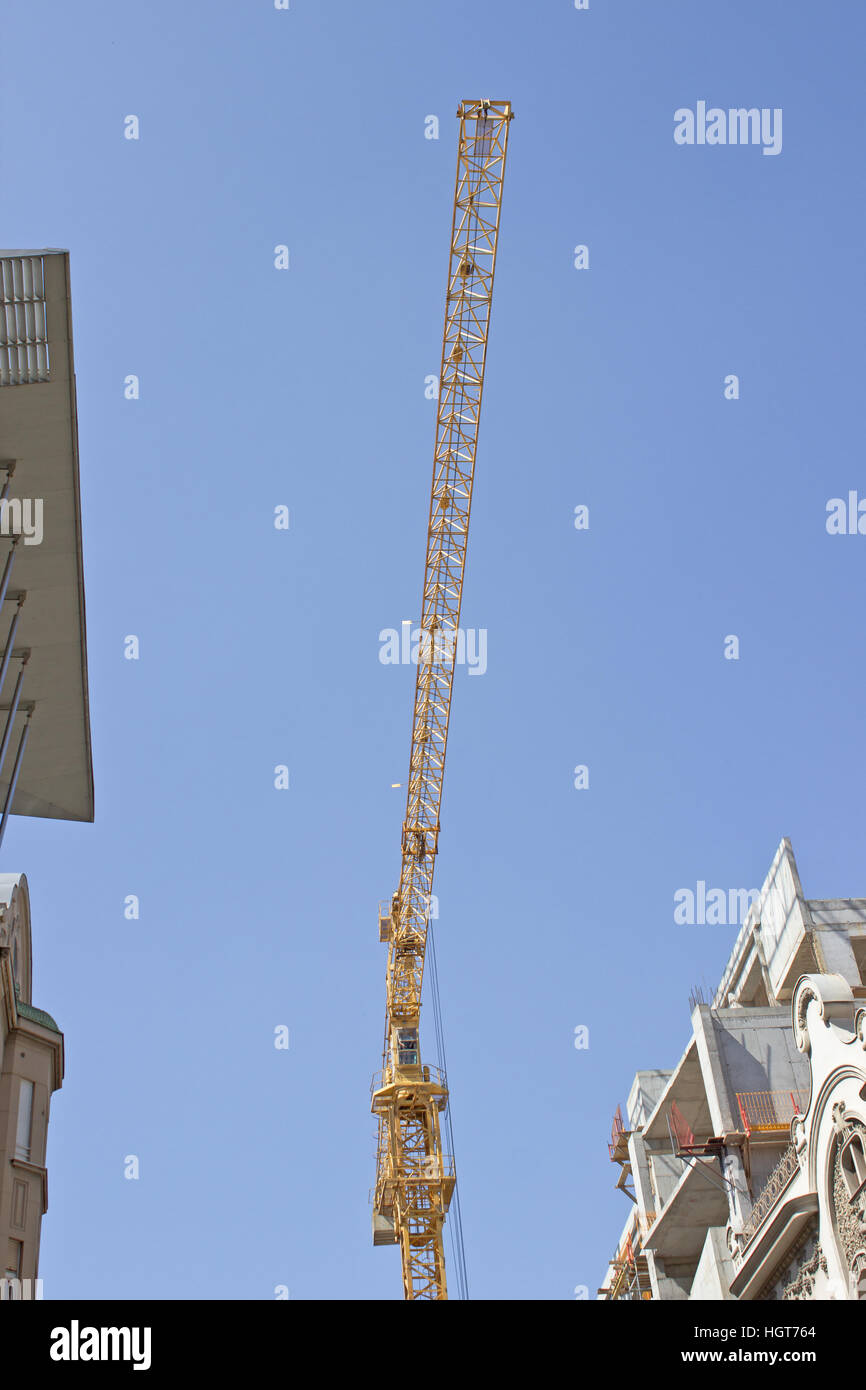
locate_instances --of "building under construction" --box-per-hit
[599,838,866,1301]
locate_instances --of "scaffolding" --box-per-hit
[601,1222,652,1300]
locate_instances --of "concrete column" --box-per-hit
[813,925,861,988]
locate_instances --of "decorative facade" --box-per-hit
[729,972,866,1300]
[599,839,866,1301]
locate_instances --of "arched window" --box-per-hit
[840,1133,866,1201]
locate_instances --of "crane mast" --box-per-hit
[371,98,513,1301]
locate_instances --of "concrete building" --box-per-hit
[599,838,866,1301]
[0,250,93,1297]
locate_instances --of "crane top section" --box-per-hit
[388,98,513,1004]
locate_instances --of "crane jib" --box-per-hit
[370,99,513,1302]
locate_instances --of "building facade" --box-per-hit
[0,250,92,1297]
[599,839,866,1301]
[0,874,63,1297]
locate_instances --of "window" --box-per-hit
[0,256,50,386]
[3,1239,22,1294]
[841,1133,866,1200]
[15,1079,33,1161]
[396,1029,419,1067]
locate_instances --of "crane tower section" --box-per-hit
[371,98,513,1301]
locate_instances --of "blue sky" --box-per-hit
[2,0,865,1299]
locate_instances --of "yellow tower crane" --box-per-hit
[371,98,513,1301]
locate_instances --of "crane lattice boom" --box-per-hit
[371,98,513,1301]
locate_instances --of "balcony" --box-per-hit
[735,1089,809,1136]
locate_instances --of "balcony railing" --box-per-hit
[736,1089,809,1135]
[370,1063,447,1096]
[608,1104,630,1161]
[740,1143,800,1249]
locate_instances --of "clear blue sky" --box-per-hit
[2,0,864,1300]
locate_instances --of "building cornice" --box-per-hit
[6,1013,64,1090]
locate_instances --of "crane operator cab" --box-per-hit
[391,1024,429,1081]
[396,1027,419,1069]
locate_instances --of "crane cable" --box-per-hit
[426,913,469,1299]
